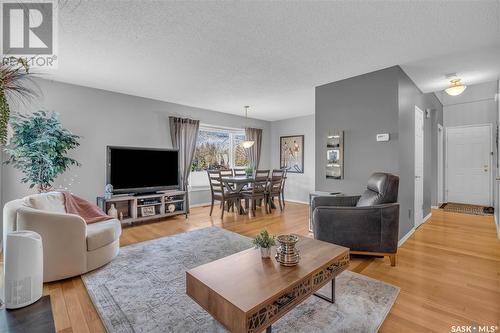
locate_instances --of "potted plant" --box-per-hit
[4,111,81,192]
[0,58,38,144]
[245,166,253,177]
[253,229,276,259]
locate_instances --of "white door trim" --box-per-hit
[414,106,424,228]
[444,123,493,206]
[437,124,444,204]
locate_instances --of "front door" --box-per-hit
[446,124,492,206]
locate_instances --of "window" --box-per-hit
[190,126,249,187]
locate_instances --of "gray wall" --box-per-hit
[1,79,271,206]
[315,67,400,195]
[442,80,498,127]
[426,94,444,208]
[397,71,443,236]
[315,66,443,240]
[270,115,315,203]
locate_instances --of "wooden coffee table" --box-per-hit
[186,236,349,333]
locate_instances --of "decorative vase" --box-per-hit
[275,234,300,266]
[107,204,118,219]
[260,247,271,259]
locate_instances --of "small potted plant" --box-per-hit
[253,230,276,259]
[245,166,253,177]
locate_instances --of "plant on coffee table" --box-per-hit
[253,229,276,259]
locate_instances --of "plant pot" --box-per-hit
[260,247,271,259]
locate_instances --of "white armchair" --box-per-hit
[3,192,121,282]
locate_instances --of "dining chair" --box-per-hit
[268,169,285,211]
[232,167,247,176]
[242,170,270,217]
[281,168,288,208]
[207,170,239,219]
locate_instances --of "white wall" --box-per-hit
[270,115,315,203]
[1,79,271,207]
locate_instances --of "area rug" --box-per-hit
[82,227,399,333]
[440,202,494,215]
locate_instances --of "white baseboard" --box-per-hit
[423,212,432,223]
[431,206,439,209]
[189,202,211,208]
[398,227,415,247]
[284,199,309,205]
[495,214,500,240]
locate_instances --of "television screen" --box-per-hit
[107,147,179,193]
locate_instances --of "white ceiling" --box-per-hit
[48,1,500,121]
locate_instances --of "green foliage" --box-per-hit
[0,90,10,144]
[253,230,276,249]
[191,142,229,171]
[0,59,38,144]
[4,111,81,192]
[245,166,253,175]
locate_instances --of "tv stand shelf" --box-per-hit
[97,190,187,225]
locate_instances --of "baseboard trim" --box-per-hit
[423,212,432,223]
[189,202,211,208]
[495,214,500,240]
[284,199,309,205]
[431,205,439,209]
[398,227,415,247]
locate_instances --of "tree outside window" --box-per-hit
[191,127,248,172]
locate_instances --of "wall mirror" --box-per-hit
[326,130,344,179]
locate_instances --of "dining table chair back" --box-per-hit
[207,170,236,219]
[269,169,285,211]
[242,169,270,216]
[233,168,247,176]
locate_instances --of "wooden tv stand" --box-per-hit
[97,190,187,225]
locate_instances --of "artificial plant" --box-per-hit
[0,58,38,144]
[4,111,81,192]
[253,230,276,249]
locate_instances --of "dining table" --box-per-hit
[220,175,278,215]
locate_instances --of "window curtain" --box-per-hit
[169,116,200,213]
[245,127,263,169]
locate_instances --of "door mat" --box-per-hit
[439,203,494,216]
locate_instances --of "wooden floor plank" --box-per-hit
[33,203,500,332]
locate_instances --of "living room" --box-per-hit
[0,1,499,333]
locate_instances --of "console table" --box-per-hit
[97,190,187,225]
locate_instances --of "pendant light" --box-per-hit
[242,106,255,149]
[445,78,467,96]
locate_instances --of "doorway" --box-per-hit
[414,106,424,228]
[445,124,492,206]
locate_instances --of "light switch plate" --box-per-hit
[376,133,390,142]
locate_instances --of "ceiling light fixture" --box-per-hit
[242,106,255,149]
[445,78,467,96]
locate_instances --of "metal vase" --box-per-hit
[275,234,300,266]
[260,247,271,259]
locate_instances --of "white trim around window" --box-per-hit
[189,124,247,188]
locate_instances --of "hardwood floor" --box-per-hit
[35,203,500,332]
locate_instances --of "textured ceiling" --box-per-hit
[47,1,500,120]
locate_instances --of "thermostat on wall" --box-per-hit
[376,133,390,142]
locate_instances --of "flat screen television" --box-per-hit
[106,146,179,194]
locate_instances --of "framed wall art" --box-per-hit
[280,135,304,173]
